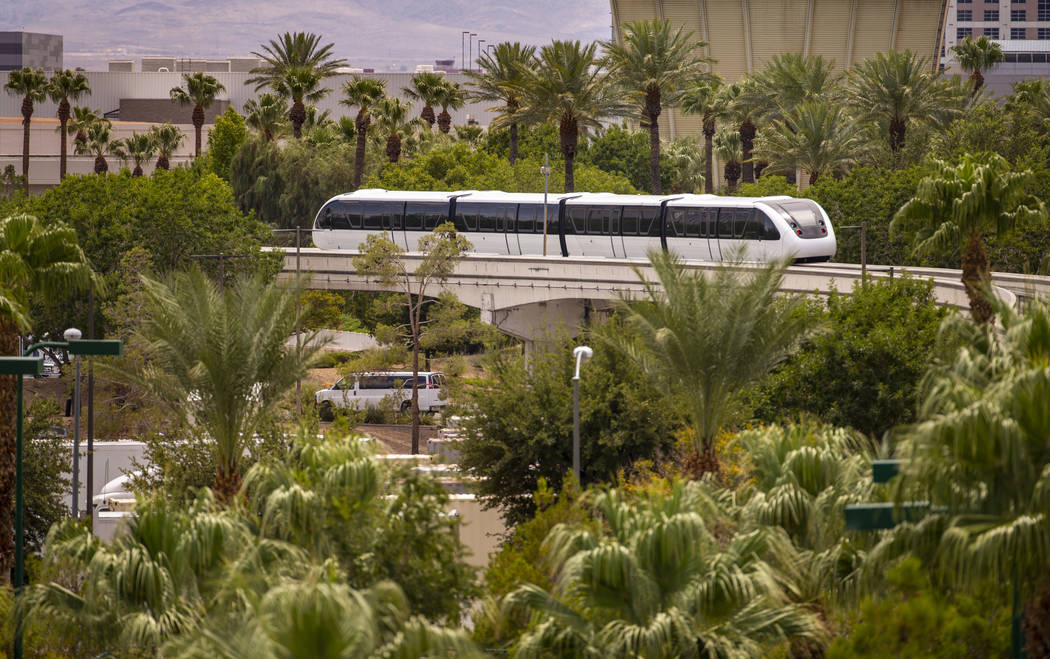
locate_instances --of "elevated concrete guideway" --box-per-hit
[276,248,1027,343]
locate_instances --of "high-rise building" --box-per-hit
[0,31,63,72]
[942,0,1050,95]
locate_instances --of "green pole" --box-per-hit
[14,373,24,659]
[1012,565,1026,659]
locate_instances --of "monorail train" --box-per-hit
[312,189,836,262]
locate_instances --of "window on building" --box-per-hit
[1012,9,1026,20]
[958,0,971,3]
[957,27,974,39]
[1012,27,1028,39]
[1039,27,1050,39]
[984,27,1000,38]
[957,9,973,20]
[984,9,999,21]
[1040,0,1050,21]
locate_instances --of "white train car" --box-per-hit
[312,189,836,262]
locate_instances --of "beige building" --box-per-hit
[608,0,949,139]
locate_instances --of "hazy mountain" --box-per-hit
[2,0,612,71]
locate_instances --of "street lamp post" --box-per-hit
[469,33,477,72]
[461,31,469,72]
[541,153,551,257]
[571,345,593,482]
[64,327,82,517]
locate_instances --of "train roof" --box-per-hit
[326,189,798,206]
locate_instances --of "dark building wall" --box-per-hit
[119,98,230,123]
[0,32,62,71]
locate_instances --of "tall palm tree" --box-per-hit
[130,270,318,500]
[3,67,48,195]
[952,35,1005,95]
[0,213,94,576]
[465,42,537,165]
[402,71,447,129]
[869,299,1050,647]
[714,126,742,193]
[602,19,712,194]
[170,72,226,157]
[341,76,386,187]
[242,93,288,142]
[149,123,185,171]
[744,53,844,125]
[680,76,726,193]
[110,131,157,176]
[372,97,419,164]
[519,40,628,192]
[601,251,811,474]
[723,79,764,184]
[46,70,91,180]
[75,120,113,174]
[434,79,466,134]
[753,100,865,186]
[273,67,329,139]
[247,31,347,92]
[66,105,102,151]
[891,153,1046,323]
[847,50,964,154]
[505,482,822,656]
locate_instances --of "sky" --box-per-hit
[2,0,613,71]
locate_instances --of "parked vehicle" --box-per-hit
[316,371,447,420]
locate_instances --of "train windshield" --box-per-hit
[767,200,823,226]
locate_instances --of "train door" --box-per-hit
[621,206,662,258]
[714,207,750,261]
[608,207,625,258]
[582,206,617,257]
[562,204,586,257]
[665,206,714,260]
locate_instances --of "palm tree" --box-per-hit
[75,120,113,174]
[66,105,102,151]
[601,251,811,474]
[46,70,91,179]
[402,71,446,129]
[149,123,185,171]
[130,270,318,500]
[714,126,742,193]
[891,153,1046,323]
[110,131,157,176]
[0,213,94,576]
[340,76,386,187]
[869,298,1050,647]
[745,53,844,125]
[3,67,48,194]
[505,482,822,656]
[519,40,628,193]
[680,76,726,193]
[170,72,226,157]
[242,93,289,141]
[847,50,964,154]
[434,79,466,134]
[952,35,1005,95]
[465,42,537,165]
[723,79,764,184]
[274,66,329,139]
[663,137,706,193]
[372,97,419,164]
[753,100,865,186]
[247,31,346,92]
[602,19,712,194]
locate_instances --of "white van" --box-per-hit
[316,371,448,418]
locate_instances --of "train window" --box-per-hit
[518,205,536,233]
[701,208,717,238]
[363,202,393,230]
[761,213,781,240]
[642,207,661,237]
[742,209,765,240]
[717,208,733,237]
[666,208,685,238]
[733,208,751,238]
[317,207,333,230]
[621,207,639,235]
[405,202,446,231]
[454,203,479,232]
[479,206,499,232]
[587,208,607,235]
[343,202,362,229]
[564,206,587,235]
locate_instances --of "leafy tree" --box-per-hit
[680,76,727,193]
[4,67,48,194]
[169,72,226,157]
[243,92,289,142]
[353,224,470,453]
[751,275,947,439]
[600,252,811,475]
[0,213,93,577]
[869,299,1050,651]
[22,399,70,555]
[588,124,672,193]
[300,289,344,330]
[110,131,156,176]
[891,152,1046,322]
[602,18,711,194]
[75,119,112,174]
[753,99,866,186]
[465,42,538,165]
[372,96,420,163]
[340,75,387,188]
[148,123,185,171]
[519,40,628,192]
[504,481,822,657]
[205,106,247,180]
[952,35,1004,95]
[46,69,91,180]
[458,325,681,525]
[847,50,964,155]
[402,71,446,128]
[434,78,466,134]
[126,270,318,500]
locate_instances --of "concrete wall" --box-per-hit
[120,98,231,123]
